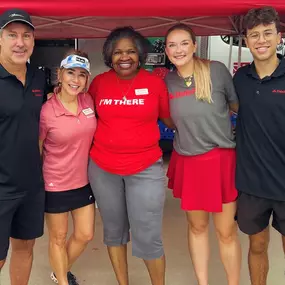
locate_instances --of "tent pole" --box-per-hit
[237,15,243,69]
[207,36,211,60]
[228,36,233,71]
[75,38,78,49]
[238,35,242,68]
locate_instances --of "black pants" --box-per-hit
[236,192,285,235]
[0,190,45,260]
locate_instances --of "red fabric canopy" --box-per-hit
[1,1,285,38]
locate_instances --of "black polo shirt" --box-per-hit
[233,55,285,201]
[0,64,46,199]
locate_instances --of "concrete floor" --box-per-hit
[1,157,285,285]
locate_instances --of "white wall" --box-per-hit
[208,36,253,75]
[78,39,110,82]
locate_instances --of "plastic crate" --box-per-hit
[230,112,237,128]
[158,120,175,140]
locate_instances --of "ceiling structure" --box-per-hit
[1,1,285,38]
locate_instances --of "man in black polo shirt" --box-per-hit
[234,6,285,285]
[0,8,46,285]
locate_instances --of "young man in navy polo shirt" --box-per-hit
[0,8,46,285]
[234,6,285,285]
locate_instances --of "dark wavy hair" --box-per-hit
[243,6,280,35]
[102,26,149,68]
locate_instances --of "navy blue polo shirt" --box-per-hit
[233,56,285,201]
[0,64,46,199]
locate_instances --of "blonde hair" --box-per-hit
[165,24,213,103]
[55,49,90,95]
[193,56,212,103]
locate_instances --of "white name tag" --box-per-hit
[82,108,94,116]
[135,88,149,95]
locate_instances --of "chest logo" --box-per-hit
[169,89,196,100]
[272,89,285,94]
[32,89,43,97]
[99,98,145,106]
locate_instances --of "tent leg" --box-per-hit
[238,35,242,68]
[228,36,233,71]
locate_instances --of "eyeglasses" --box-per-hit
[247,30,277,42]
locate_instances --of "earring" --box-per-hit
[277,38,284,51]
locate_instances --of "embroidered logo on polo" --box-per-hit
[99,98,145,106]
[272,89,285,94]
[32,89,43,97]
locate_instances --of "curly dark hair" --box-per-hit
[243,6,280,35]
[102,26,150,68]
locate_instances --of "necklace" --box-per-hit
[116,74,137,101]
[177,71,194,87]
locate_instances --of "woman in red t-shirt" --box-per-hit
[88,27,173,285]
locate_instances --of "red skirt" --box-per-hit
[167,148,237,212]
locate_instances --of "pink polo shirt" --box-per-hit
[39,93,97,192]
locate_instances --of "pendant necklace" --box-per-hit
[177,71,194,87]
[116,74,137,101]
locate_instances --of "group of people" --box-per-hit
[0,4,284,285]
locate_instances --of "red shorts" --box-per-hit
[167,148,237,212]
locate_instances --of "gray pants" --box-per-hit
[88,158,165,260]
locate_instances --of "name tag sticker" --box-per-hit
[82,108,94,116]
[135,88,149,95]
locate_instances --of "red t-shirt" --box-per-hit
[88,68,170,175]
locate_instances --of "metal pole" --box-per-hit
[207,36,211,60]
[228,36,233,71]
[238,35,242,68]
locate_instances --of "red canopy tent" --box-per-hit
[1,0,285,38]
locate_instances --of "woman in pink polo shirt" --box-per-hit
[39,50,97,285]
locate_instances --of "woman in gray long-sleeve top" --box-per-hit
[164,24,241,285]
